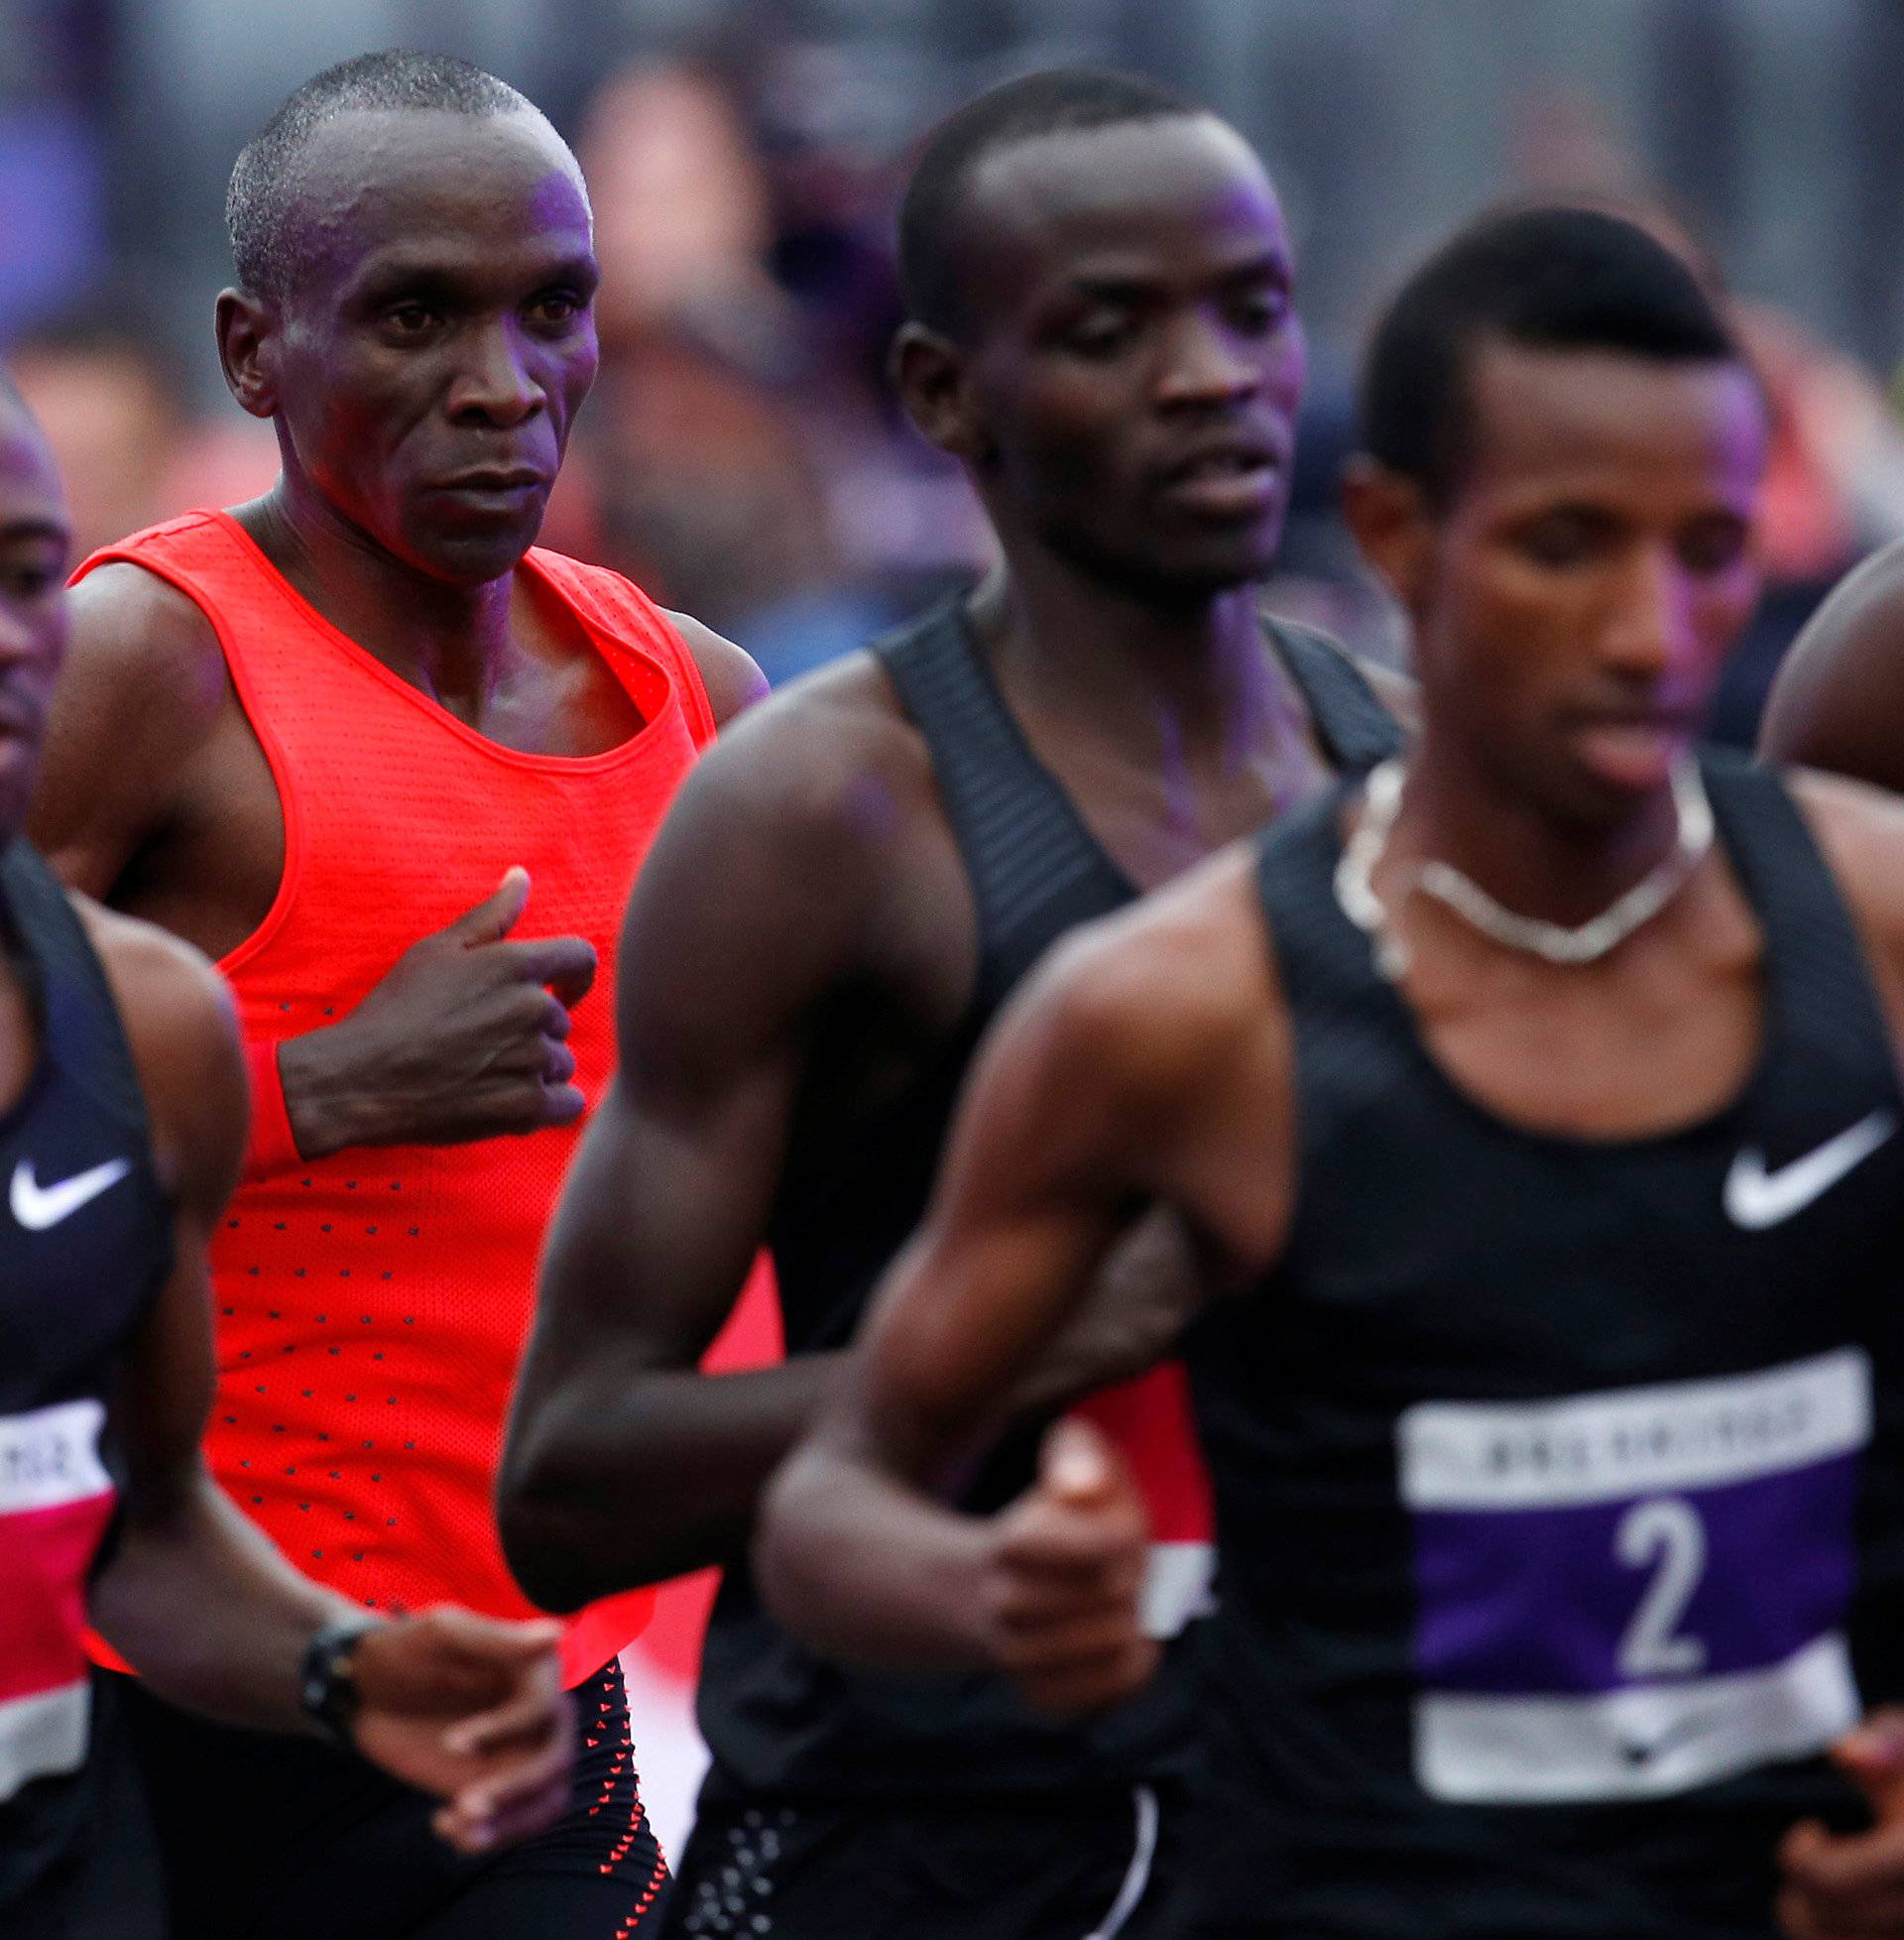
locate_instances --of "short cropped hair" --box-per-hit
[1360,204,1744,506]
[898,66,1202,337]
[227,50,539,301]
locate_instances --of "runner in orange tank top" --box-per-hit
[29,52,764,1940]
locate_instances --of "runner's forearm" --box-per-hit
[755,1436,996,1673]
[90,1465,355,1732]
[501,1354,846,1606]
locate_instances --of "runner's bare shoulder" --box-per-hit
[31,562,232,873]
[659,608,770,727]
[1761,541,1904,787]
[657,647,948,890]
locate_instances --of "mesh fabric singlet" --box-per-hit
[72,511,716,1684]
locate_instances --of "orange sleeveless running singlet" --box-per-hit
[75,511,709,1682]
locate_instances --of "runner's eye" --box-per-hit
[1229,289,1290,336]
[1678,520,1749,575]
[1065,310,1139,359]
[1516,513,1608,568]
[383,303,440,337]
[527,291,587,329]
[0,544,66,602]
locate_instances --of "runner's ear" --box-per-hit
[216,287,281,422]
[1340,456,1434,617]
[893,323,985,464]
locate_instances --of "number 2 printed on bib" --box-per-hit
[1397,1348,1868,1803]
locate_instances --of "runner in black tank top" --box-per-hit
[756,209,1904,1937]
[1172,753,1904,1936]
[0,839,174,1936]
[505,71,1405,1940]
[0,372,620,1938]
[698,601,1396,1787]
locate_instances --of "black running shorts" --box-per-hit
[658,1780,1181,1940]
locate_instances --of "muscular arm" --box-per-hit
[499,703,895,1607]
[754,862,1281,1677]
[1789,771,1904,1062]
[1761,542,1904,788]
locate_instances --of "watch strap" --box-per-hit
[299,1614,379,1746]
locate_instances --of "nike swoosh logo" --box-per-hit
[1724,1110,1897,1231]
[1620,1709,1722,1766]
[10,1155,133,1231]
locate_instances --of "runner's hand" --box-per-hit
[1778,1710,1904,1936]
[982,1418,1157,1717]
[347,1607,574,1855]
[279,867,598,1155]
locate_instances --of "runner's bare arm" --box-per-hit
[1791,772,1904,1059]
[754,869,1273,1693]
[29,563,229,898]
[1760,542,1904,789]
[500,701,899,1606]
[662,608,770,726]
[80,907,574,1850]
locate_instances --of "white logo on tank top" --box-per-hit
[1723,1111,1896,1231]
[9,1156,132,1232]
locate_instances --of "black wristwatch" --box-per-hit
[299,1615,379,1747]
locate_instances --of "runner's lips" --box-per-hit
[1155,438,1282,488]
[435,469,548,493]
[1153,439,1284,518]
[1569,711,1695,790]
[1568,706,1699,739]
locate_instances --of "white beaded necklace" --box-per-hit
[1334,757,1715,979]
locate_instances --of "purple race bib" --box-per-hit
[1397,1348,1869,1802]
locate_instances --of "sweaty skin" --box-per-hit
[0,385,573,1857]
[500,108,1410,1610]
[28,105,762,1162]
[1759,538,1904,790]
[754,341,1904,1930]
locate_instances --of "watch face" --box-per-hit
[300,1619,372,1743]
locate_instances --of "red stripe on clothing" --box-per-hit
[0,1490,117,1704]
[1073,1361,1215,1541]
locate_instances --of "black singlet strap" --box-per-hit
[1265,619,1405,773]
[0,837,152,1138]
[1250,780,1377,1011]
[873,599,1132,953]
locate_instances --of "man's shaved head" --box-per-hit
[898,66,1203,338]
[227,49,559,301]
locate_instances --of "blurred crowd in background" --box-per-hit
[9,0,1904,740]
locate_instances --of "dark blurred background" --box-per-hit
[9,0,1904,732]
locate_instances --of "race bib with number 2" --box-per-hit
[1398,1348,1869,1803]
